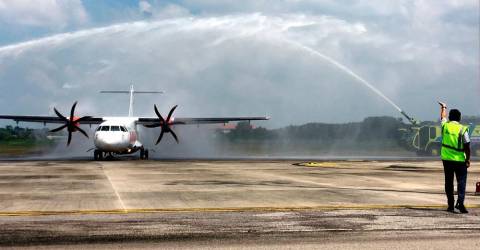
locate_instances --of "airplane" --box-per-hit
[0,85,269,160]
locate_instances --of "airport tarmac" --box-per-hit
[0,159,479,249]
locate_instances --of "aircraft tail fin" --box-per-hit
[100,85,164,117]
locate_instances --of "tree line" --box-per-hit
[222,116,406,144]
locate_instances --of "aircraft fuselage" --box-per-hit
[93,117,143,155]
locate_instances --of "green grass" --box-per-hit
[0,139,54,156]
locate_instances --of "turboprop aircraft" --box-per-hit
[0,86,269,160]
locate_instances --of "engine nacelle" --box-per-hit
[68,116,81,131]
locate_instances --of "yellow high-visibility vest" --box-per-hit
[441,121,468,162]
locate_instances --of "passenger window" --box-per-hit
[111,126,120,131]
[101,126,110,131]
[121,126,127,132]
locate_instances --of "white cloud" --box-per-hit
[61,82,79,89]
[154,4,191,19]
[0,0,88,29]
[139,0,152,15]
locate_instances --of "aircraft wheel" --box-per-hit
[427,144,441,156]
[140,148,145,160]
[144,150,149,160]
[94,150,103,161]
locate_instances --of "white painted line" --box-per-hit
[102,166,127,212]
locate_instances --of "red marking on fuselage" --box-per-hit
[130,131,137,143]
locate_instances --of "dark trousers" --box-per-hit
[442,160,468,206]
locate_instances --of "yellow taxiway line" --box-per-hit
[0,204,479,217]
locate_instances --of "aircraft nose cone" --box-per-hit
[94,132,128,151]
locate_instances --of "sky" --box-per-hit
[0,0,478,128]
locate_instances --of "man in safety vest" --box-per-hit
[439,102,471,213]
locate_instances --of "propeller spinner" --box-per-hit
[50,101,91,146]
[144,105,182,144]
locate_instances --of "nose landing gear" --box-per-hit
[94,150,103,161]
[140,148,149,160]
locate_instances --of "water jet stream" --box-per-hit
[282,39,402,112]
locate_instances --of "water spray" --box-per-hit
[0,14,411,124]
[280,39,410,119]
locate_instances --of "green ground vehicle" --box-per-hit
[399,111,480,156]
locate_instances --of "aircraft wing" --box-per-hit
[137,116,270,126]
[0,115,104,125]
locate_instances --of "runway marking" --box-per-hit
[293,162,339,167]
[101,166,127,212]
[0,204,479,217]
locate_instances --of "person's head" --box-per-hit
[449,109,461,122]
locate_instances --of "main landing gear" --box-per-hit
[93,150,114,160]
[93,149,149,160]
[94,150,103,161]
[140,148,149,160]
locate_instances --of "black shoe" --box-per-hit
[447,200,455,213]
[447,206,455,213]
[455,203,469,214]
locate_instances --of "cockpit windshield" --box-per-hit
[96,126,128,132]
[111,126,120,131]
